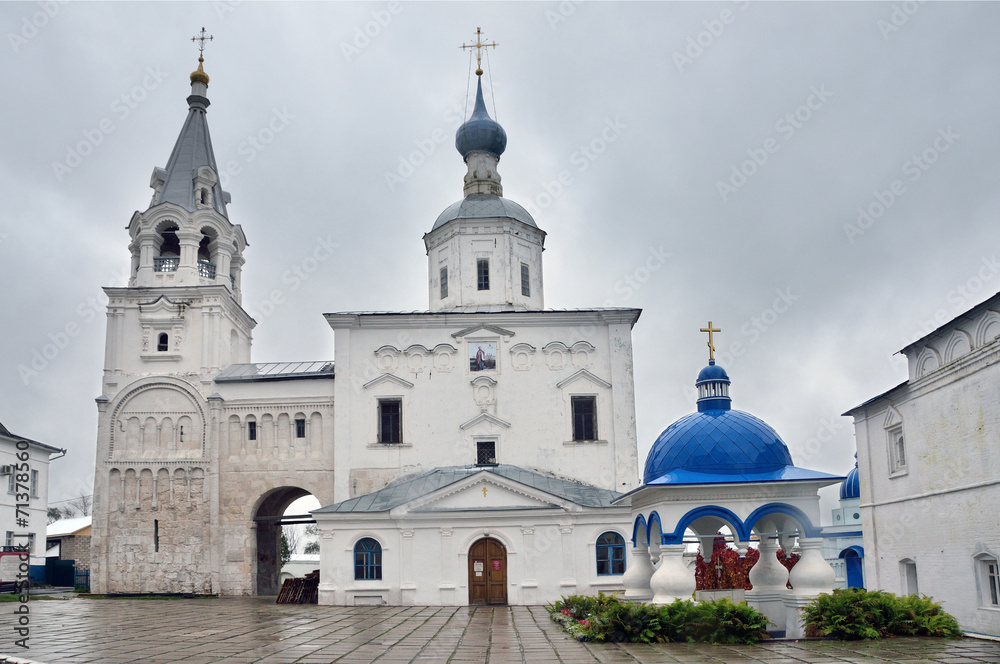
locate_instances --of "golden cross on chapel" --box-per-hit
[700,321,721,361]
[460,27,498,77]
[191,27,213,55]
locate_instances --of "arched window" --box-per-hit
[354,537,382,580]
[157,333,169,352]
[596,531,626,575]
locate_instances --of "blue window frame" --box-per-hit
[596,531,626,575]
[354,537,382,580]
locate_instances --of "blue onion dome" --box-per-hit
[455,78,507,160]
[643,362,795,485]
[644,410,794,484]
[840,458,860,500]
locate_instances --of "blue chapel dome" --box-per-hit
[455,77,507,160]
[840,461,860,500]
[641,361,840,486]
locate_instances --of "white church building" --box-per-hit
[90,47,642,601]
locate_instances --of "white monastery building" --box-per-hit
[89,35,993,636]
[847,292,1000,638]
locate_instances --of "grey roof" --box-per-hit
[325,307,641,316]
[313,465,623,514]
[432,194,538,231]
[215,361,334,383]
[152,92,229,218]
[0,420,66,454]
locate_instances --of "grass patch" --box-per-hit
[0,594,70,601]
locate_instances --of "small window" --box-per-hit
[354,537,382,580]
[520,263,530,297]
[976,555,1000,607]
[30,470,38,498]
[888,425,906,474]
[476,441,497,466]
[477,259,490,291]
[7,473,13,494]
[378,399,402,444]
[440,267,449,299]
[154,519,159,553]
[247,421,257,441]
[295,418,306,439]
[901,559,918,595]
[572,396,597,441]
[596,532,626,575]
[4,531,12,548]
[157,333,169,352]
[987,560,1000,606]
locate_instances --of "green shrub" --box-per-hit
[546,594,770,644]
[802,588,962,640]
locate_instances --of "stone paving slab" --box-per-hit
[0,597,998,664]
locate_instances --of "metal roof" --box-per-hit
[313,465,622,514]
[151,91,229,218]
[0,420,66,454]
[432,194,537,231]
[214,361,334,383]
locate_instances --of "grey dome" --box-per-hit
[432,194,537,231]
[455,78,507,160]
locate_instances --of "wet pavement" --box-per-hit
[1,597,999,664]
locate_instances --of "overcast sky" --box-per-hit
[3,2,998,517]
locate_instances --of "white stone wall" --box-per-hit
[327,310,641,502]
[425,218,545,312]
[851,299,1000,637]
[316,509,631,606]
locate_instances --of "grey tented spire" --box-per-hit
[149,57,230,218]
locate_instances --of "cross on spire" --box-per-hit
[460,27,498,77]
[700,321,721,361]
[191,27,213,55]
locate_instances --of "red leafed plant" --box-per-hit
[694,533,799,590]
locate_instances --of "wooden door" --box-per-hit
[468,537,507,605]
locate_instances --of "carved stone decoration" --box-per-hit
[142,328,150,352]
[509,343,536,372]
[470,375,497,412]
[570,341,596,370]
[404,345,428,374]
[542,342,570,371]
[374,345,401,374]
[431,343,458,373]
